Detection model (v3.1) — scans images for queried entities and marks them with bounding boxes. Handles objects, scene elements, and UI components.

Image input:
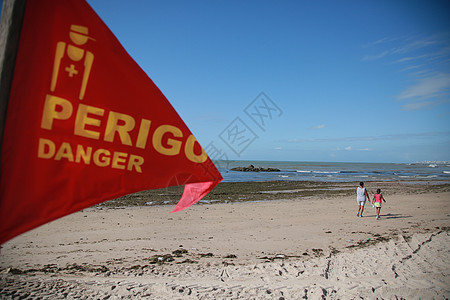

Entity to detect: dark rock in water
[230,165,280,172]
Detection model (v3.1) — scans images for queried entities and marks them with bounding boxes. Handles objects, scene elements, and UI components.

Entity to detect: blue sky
[88,1,447,162]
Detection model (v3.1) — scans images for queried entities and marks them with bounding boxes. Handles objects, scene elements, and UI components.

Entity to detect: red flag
[0,0,222,245]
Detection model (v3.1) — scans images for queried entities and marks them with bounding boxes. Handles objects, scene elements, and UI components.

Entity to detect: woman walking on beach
[356,182,369,217]
[372,188,386,220]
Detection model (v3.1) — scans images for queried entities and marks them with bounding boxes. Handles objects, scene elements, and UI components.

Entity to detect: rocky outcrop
[230,165,280,172]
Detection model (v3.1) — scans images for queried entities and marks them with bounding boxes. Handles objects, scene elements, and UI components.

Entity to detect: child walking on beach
[356,182,370,217]
[372,189,386,220]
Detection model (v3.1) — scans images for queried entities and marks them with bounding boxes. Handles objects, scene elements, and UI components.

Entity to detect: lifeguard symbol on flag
[0,0,222,245]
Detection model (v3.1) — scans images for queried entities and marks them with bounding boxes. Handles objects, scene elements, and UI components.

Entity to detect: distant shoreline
[102,180,450,208]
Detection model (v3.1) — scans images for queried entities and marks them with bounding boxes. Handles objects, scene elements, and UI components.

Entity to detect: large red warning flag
[0,0,222,245]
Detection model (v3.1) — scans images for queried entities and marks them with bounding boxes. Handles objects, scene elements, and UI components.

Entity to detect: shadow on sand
[360,213,412,219]
[383,213,412,219]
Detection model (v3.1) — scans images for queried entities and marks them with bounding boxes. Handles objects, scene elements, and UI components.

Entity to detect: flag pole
[0,0,27,165]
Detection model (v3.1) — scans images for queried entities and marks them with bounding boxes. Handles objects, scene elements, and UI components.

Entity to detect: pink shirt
[374,194,382,203]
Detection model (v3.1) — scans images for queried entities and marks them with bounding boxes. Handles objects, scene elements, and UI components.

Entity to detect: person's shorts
[357,200,366,206]
[374,202,382,208]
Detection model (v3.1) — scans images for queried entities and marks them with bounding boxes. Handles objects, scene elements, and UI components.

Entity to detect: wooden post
[0,0,27,161]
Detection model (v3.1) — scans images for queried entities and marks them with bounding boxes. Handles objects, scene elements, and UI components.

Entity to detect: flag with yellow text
[0,0,222,245]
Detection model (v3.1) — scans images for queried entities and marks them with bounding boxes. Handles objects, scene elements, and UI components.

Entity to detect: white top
[357,187,366,202]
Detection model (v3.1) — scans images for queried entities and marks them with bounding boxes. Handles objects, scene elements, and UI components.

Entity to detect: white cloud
[362,51,389,61]
[364,34,450,110]
[393,54,430,64]
[400,64,425,72]
[335,146,370,151]
[311,124,326,130]
[287,131,450,143]
[398,72,450,100]
[372,37,397,45]
[401,101,437,111]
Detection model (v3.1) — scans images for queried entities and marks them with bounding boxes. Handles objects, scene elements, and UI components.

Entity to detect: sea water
[214,160,450,183]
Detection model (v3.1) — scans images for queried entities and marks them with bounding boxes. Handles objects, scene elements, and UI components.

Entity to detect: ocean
[214,160,450,183]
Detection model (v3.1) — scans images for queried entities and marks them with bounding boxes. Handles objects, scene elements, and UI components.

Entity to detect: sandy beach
[1,181,449,299]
